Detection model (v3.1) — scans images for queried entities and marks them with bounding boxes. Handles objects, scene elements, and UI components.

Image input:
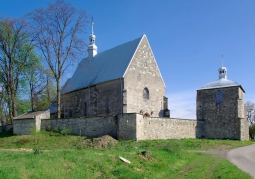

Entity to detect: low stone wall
[117,114,202,141]
[118,114,137,140]
[41,116,118,138]
[13,119,34,135]
[11,113,208,141]
[140,117,202,140]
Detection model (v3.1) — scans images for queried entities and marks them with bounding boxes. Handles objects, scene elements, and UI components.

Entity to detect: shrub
[249,124,255,139]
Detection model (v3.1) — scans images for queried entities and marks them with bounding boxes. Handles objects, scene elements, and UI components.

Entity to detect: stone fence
[13,113,203,141]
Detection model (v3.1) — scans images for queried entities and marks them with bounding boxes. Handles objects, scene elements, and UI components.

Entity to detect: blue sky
[1,0,255,119]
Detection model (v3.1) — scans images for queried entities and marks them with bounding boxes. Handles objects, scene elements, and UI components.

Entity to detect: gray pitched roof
[14,110,49,120]
[62,36,143,94]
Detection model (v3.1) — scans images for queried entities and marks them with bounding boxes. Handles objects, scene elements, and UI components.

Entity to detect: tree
[25,56,48,111]
[245,101,255,125]
[0,84,9,124]
[0,17,35,121]
[29,0,88,118]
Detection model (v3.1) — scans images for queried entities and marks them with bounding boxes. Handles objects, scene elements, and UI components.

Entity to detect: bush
[249,124,255,139]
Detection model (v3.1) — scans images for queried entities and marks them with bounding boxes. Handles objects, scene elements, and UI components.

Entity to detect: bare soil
[80,135,119,149]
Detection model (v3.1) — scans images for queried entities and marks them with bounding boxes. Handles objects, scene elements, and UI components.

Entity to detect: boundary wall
[13,113,203,140]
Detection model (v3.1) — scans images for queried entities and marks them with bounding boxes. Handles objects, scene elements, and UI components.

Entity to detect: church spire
[218,56,227,79]
[88,17,97,58]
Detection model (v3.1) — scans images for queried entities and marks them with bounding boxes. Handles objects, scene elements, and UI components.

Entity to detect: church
[50,22,170,118]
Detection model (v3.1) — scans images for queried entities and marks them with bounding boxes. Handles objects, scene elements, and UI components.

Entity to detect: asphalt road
[227,143,255,178]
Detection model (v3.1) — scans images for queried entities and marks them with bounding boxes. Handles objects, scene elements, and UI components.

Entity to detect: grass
[0,130,253,179]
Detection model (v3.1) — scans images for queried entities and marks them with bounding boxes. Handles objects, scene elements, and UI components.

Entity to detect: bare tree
[0,17,34,121]
[245,101,255,125]
[29,0,88,118]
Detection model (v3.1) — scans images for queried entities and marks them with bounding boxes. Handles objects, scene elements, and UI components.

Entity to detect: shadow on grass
[0,129,15,138]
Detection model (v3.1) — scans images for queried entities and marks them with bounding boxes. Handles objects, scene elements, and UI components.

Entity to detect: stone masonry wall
[124,36,166,117]
[137,116,203,140]
[35,110,50,132]
[197,86,248,140]
[118,113,137,140]
[239,88,249,140]
[117,114,203,141]
[41,116,118,138]
[61,79,121,118]
[13,119,35,135]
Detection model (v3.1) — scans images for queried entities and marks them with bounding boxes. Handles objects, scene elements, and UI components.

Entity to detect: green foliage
[16,98,31,115]
[249,124,255,139]
[59,127,71,136]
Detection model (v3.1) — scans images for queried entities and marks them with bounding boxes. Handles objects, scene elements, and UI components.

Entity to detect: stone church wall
[123,36,166,117]
[196,86,248,140]
[61,79,122,118]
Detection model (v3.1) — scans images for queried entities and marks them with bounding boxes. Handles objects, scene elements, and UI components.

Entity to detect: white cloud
[167,89,196,119]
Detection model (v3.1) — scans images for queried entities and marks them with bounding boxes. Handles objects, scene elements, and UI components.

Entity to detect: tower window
[216,90,223,104]
[143,88,149,99]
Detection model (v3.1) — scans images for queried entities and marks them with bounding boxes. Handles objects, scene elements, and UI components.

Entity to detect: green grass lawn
[0,130,253,179]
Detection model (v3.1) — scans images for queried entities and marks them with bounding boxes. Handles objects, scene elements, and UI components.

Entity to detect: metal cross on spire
[91,16,94,34]
[221,55,224,67]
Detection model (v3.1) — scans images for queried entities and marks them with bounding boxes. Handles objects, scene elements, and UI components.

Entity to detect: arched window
[143,88,149,99]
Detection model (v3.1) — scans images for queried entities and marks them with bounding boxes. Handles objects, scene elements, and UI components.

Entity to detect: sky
[1,0,255,119]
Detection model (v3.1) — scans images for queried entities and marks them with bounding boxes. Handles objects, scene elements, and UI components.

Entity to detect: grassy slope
[0,131,253,179]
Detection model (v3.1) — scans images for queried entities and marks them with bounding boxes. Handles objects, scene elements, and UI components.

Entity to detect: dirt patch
[79,135,118,149]
[0,148,33,152]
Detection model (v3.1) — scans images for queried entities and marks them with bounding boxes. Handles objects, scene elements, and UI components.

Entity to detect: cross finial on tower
[91,16,94,34]
[88,16,97,58]
[221,55,224,67]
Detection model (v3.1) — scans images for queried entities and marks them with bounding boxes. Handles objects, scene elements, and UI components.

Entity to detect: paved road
[227,143,255,178]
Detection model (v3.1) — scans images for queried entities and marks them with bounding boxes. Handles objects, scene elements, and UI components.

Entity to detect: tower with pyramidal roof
[196,63,249,140]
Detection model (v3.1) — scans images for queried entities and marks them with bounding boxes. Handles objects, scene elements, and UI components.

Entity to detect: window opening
[143,88,149,99]
[216,90,223,104]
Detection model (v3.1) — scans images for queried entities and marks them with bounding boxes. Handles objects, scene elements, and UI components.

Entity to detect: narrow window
[216,90,223,104]
[143,88,149,99]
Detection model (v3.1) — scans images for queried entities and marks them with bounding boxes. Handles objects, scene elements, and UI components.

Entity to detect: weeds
[33,147,43,155]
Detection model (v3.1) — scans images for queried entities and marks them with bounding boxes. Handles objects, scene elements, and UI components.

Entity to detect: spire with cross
[88,16,97,58]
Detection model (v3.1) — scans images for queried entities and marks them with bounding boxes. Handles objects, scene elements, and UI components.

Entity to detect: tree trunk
[57,77,61,118]
[11,88,17,119]
[6,90,12,123]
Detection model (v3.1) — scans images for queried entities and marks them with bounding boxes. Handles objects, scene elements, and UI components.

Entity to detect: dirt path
[227,144,255,178]
[195,144,255,178]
